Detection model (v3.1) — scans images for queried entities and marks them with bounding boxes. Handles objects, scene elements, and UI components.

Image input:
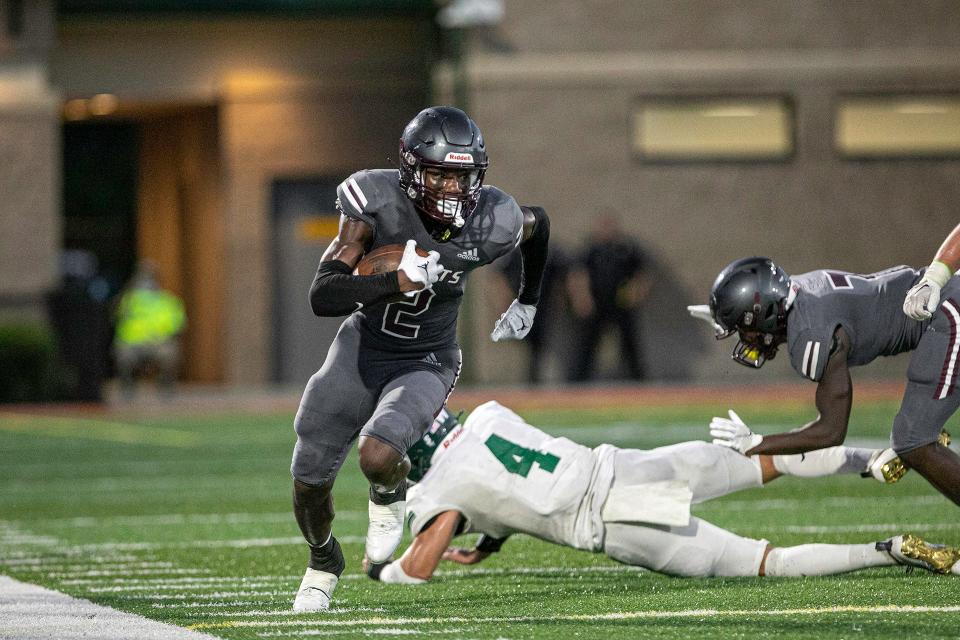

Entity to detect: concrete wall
[50,15,434,384]
[450,1,960,384]
[493,0,960,52]
[0,0,59,325]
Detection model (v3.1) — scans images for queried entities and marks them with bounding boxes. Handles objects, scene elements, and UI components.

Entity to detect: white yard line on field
[753,522,960,534]
[62,535,365,552]
[0,575,221,640]
[698,494,948,511]
[27,511,364,528]
[56,565,646,591]
[125,591,293,600]
[258,630,444,637]
[48,566,203,579]
[188,604,960,632]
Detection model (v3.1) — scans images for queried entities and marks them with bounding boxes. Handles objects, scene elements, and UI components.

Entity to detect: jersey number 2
[381,289,436,339]
[485,434,560,477]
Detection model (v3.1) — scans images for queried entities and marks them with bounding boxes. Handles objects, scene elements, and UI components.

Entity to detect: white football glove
[903,261,952,321]
[687,304,725,336]
[398,239,443,298]
[491,299,537,342]
[709,409,763,455]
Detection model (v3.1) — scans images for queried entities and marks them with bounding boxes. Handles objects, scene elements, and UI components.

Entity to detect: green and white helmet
[407,407,462,482]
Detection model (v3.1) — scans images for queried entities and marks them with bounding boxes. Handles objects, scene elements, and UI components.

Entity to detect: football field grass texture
[2,396,959,639]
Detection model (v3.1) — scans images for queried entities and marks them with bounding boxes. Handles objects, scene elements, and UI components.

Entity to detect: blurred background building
[1,0,959,398]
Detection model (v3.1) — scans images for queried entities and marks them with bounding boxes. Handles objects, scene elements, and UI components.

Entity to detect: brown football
[353,243,428,276]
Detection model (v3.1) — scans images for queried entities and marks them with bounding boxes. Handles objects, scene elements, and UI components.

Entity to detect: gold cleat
[865,430,951,484]
[866,448,907,484]
[881,533,960,574]
[939,429,952,447]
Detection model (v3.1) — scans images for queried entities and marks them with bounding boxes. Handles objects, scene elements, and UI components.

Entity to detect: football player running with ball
[291,106,550,612]
[689,255,960,506]
[364,402,960,584]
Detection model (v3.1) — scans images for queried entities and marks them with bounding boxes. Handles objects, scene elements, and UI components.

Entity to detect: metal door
[271,178,345,384]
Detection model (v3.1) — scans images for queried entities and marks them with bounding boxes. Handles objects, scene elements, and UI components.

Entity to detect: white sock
[772,446,875,477]
[380,561,426,584]
[764,543,896,577]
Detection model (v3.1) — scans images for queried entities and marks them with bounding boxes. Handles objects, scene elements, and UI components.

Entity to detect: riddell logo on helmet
[444,152,474,163]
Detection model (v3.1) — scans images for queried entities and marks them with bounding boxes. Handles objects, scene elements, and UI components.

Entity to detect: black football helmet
[709,257,792,368]
[407,406,462,483]
[399,106,489,230]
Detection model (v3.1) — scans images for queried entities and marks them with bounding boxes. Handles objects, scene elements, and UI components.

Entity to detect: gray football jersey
[336,169,524,353]
[787,266,925,381]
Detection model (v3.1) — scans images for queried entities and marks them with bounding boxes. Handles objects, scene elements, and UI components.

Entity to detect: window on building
[836,95,960,158]
[633,97,793,161]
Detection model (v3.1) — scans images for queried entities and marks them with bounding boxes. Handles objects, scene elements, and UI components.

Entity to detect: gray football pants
[602,442,769,577]
[893,278,960,453]
[291,319,460,486]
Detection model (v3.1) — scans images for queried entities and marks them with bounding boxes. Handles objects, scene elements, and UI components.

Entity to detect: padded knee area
[291,405,358,486]
[604,517,765,577]
[361,370,447,453]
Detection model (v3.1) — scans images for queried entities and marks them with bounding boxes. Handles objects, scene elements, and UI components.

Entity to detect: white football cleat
[292,567,338,613]
[879,534,960,574]
[865,448,907,484]
[366,499,406,563]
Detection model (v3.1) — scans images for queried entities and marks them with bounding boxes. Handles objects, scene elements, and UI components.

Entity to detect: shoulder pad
[336,170,395,228]
[479,187,524,259]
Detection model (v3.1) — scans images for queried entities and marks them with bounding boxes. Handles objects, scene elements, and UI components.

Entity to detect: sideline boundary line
[188,604,960,630]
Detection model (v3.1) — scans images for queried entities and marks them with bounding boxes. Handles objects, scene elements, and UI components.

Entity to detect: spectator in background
[566,211,651,382]
[491,243,571,385]
[47,249,113,402]
[113,261,186,398]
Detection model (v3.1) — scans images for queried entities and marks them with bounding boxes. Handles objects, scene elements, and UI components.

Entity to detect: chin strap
[783,281,800,312]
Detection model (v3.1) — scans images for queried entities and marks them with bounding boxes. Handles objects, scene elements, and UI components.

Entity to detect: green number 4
[485,434,560,477]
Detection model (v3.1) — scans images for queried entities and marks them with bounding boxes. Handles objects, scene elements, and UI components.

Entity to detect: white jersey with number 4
[406,401,616,551]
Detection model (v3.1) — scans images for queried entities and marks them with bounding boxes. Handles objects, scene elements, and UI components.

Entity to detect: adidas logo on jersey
[457,247,480,262]
[421,352,442,368]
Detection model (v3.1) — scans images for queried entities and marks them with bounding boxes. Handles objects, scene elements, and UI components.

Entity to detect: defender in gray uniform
[691,257,960,508]
[290,106,551,612]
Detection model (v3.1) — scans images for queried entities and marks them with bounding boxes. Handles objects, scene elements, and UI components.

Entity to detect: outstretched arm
[932,223,960,273]
[309,216,425,316]
[366,510,464,584]
[745,327,853,455]
[904,222,960,320]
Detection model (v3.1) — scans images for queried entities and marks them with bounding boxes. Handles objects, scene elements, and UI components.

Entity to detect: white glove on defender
[709,410,763,455]
[398,239,443,298]
[491,299,537,342]
[687,304,725,336]
[903,261,952,321]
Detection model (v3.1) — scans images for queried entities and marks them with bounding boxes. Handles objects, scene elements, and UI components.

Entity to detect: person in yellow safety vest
[113,262,186,399]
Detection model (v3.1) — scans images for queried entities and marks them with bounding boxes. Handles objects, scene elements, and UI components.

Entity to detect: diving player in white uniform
[364,401,960,584]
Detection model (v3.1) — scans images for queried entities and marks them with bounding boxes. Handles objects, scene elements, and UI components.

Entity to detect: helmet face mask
[407,407,462,483]
[399,106,489,229]
[731,329,780,368]
[709,257,792,369]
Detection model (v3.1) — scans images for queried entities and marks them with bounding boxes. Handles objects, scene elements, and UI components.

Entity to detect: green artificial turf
[1,399,958,639]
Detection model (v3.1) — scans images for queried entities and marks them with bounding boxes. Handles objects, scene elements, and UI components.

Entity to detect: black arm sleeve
[518,206,550,306]
[475,534,509,553]
[309,260,401,317]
